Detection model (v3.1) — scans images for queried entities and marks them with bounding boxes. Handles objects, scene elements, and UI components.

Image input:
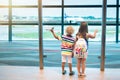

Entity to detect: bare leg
[68,63,72,72]
[62,62,65,72]
[81,58,86,74]
[77,58,82,75]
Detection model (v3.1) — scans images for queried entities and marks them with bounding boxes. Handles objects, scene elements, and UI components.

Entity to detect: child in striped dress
[50,26,75,76]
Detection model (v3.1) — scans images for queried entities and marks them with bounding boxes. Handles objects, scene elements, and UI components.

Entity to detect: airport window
[0,0,8,5]
[12,0,37,5]
[64,8,102,24]
[107,0,116,5]
[106,26,116,41]
[64,0,102,5]
[43,8,61,24]
[42,0,61,5]
[12,8,38,22]
[0,25,8,40]
[119,8,120,25]
[12,25,38,40]
[43,25,61,40]
[107,8,116,24]
[0,8,8,21]
[0,0,120,68]
[119,26,120,41]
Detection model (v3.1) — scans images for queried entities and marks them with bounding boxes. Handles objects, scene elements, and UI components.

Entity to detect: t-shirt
[58,35,75,56]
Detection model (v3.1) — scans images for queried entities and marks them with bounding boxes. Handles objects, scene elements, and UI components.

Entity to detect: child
[50,26,75,76]
[74,22,98,77]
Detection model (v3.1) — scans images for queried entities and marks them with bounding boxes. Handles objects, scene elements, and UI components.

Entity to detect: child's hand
[50,27,54,32]
[95,29,98,33]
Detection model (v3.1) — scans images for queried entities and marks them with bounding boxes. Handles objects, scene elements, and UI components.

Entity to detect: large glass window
[0,8,8,22]
[43,25,61,40]
[12,25,38,40]
[43,8,61,24]
[12,0,37,5]
[107,0,116,5]
[107,8,116,24]
[0,0,8,5]
[0,25,8,40]
[64,0,102,5]
[119,8,120,24]
[118,26,120,41]
[106,26,116,41]
[64,8,102,24]
[12,8,38,22]
[43,0,61,5]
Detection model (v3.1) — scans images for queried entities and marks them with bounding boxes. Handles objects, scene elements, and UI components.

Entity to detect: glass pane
[43,25,61,40]
[12,8,38,22]
[106,26,116,41]
[119,8,120,25]
[0,25,8,40]
[0,0,8,5]
[0,8,8,22]
[43,25,61,67]
[64,0,102,5]
[64,8,102,24]
[43,0,61,5]
[107,0,116,5]
[12,25,38,40]
[43,8,61,24]
[119,26,120,41]
[106,38,120,68]
[12,0,37,5]
[107,8,116,24]
[88,26,101,41]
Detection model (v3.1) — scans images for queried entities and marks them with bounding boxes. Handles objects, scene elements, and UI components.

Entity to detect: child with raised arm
[50,26,75,76]
[74,22,98,77]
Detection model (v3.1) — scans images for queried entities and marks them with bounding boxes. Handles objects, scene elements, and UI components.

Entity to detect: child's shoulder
[62,35,75,40]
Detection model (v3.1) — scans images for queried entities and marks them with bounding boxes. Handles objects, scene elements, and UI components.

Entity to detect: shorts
[62,55,72,63]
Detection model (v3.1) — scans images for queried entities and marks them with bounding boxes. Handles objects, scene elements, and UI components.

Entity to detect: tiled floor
[0,66,120,80]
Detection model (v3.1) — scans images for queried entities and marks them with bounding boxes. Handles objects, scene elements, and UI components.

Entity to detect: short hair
[66,26,74,35]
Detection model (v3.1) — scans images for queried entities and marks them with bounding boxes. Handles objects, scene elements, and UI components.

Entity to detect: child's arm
[50,27,59,40]
[87,29,98,39]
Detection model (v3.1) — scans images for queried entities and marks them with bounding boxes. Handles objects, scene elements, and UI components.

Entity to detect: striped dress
[59,35,75,56]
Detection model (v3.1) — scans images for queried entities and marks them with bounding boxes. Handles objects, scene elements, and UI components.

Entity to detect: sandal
[81,73,86,77]
[62,70,66,75]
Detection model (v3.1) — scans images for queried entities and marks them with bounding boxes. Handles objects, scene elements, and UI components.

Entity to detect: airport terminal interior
[0,0,120,80]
